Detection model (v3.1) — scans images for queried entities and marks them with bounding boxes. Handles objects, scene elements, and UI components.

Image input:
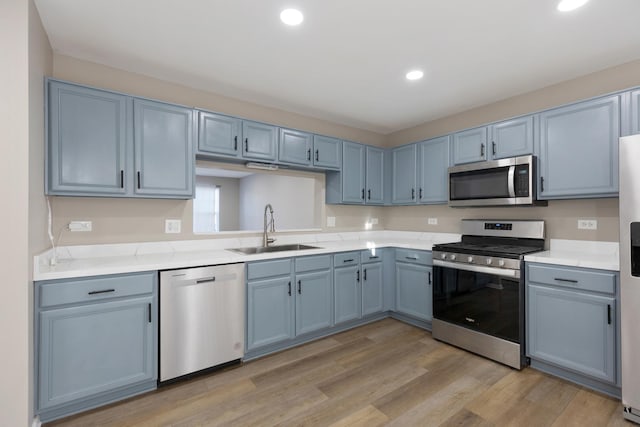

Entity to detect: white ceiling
[34,0,640,134]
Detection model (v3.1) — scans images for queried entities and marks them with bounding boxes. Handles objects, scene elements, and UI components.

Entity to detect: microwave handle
[508,166,516,198]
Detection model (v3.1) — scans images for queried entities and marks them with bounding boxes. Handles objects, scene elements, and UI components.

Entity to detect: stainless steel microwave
[448,155,546,207]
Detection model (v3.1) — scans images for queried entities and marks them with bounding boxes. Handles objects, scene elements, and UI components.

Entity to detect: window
[193,176,220,233]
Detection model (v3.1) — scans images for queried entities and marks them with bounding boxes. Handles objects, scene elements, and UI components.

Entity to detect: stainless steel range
[432,219,545,369]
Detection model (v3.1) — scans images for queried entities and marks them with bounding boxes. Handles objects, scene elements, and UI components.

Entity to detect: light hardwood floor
[47,318,634,427]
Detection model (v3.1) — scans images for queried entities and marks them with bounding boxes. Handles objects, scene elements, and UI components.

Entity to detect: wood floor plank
[465,368,544,423]
[44,319,628,427]
[552,389,620,427]
[385,376,488,427]
[328,404,389,427]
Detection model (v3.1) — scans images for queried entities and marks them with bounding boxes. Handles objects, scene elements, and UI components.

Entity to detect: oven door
[432,260,523,344]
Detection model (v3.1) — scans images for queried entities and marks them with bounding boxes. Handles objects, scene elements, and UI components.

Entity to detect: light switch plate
[428,217,438,225]
[165,219,182,233]
[68,221,92,232]
[326,216,336,227]
[577,219,598,230]
[370,218,378,225]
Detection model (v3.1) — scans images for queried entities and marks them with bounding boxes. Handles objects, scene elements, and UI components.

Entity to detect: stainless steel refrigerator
[620,134,640,423]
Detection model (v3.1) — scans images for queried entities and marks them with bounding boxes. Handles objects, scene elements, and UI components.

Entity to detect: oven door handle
[507,165,516,198]
[433,259,520,279]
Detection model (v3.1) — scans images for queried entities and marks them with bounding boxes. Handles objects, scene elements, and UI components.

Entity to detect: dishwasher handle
[196,277,216,284]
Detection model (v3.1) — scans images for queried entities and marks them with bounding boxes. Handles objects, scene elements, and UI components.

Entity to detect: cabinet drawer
[527,264,616,294]
[247,259,291,280]
[295,255,331,273]
[361,249,383,264]
[334,251,360,267]
[39,272,155,308]
[395,248,432,266]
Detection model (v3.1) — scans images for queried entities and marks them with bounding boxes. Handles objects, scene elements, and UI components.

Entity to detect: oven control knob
[441,253,447,260]
[486,258,492,265]
[498,259,505,267]
[467,256,474,263]
[449,254,456,261]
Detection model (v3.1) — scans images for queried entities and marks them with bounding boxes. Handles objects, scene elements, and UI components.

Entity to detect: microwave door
[449,166,512,204]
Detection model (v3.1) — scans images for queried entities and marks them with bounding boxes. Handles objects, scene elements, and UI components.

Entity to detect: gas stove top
[432,220,545,271]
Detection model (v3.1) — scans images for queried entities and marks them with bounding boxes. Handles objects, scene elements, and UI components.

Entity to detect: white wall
[239,174,318,231]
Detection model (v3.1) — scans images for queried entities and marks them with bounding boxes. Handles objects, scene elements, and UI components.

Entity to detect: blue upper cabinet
[47,80,128,196]
[133,99,194,198]
[538,95,620,199]
[366,146,385,204]
[341,142,366,203]
[417,136,450,204]
[197,111,241,157]
[313,135,341,169]
[278,128,313,166]
[392,144,417,204]
[489,116,534,160]
[452,126,488,165]
[242,120,278,161]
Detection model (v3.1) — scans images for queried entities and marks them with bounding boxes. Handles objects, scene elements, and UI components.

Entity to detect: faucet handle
[267,237,276,245]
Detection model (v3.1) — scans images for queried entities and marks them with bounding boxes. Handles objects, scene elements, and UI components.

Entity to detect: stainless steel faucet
[263,204,276,247]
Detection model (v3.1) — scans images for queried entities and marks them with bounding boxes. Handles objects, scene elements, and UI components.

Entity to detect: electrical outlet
[165,219,182,233]
[370,218,378,225]
[326,216,336,227]
[68,221,92,232]
[577,219,598,230]
[427,217,438,225]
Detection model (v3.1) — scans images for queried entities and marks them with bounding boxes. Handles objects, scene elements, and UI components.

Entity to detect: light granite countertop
[524,239,619,271]
[34,231,460,281]
[35,232,620,282]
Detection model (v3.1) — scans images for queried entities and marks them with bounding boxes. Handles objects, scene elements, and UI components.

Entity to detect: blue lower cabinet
[362,261,383,316]
[334,265,361,324]
[527,283,616,384]
[36,272,157,422]
[246,276,295,351]
[295,270,332,335]
[395,262,432,321]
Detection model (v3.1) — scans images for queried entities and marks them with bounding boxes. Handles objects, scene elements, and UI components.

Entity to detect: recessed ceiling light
[557,0,589,12]
[406,70,424,81]
[280,9,304,26]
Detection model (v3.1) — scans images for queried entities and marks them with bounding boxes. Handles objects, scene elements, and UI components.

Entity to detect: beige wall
[1,0,51,425]
[385,198,619,246]
[387,59,640,146]
[46,56,638,247]
[53,54,386,147]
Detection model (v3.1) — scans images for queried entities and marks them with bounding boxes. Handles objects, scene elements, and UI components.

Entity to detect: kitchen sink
[228,244,319,255]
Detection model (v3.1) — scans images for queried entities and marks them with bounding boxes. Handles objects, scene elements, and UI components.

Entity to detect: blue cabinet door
[242,120,278,161]
[38,297,154,410]
[527,284,616,383]
[392,144,417,204]
[538,95,619,199]
[341,142,366,203]
[47,81,128,196]
[295,270,332,335]
[452,126,488,165]
[334,265,361,324]
[279,128,312,166]
[362,262,383,316]
[489,116,534,159]
[395,263,431,321]
[246,276,294,351]
[366,146,385,204]
[631,90,640,135]
[133,99,194,198]
[417,136,450,204]
[313,135,341,169]
[197,111,241,157]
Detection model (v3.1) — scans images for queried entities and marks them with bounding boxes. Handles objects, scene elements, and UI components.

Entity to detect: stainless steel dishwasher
[159,263,245,382]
